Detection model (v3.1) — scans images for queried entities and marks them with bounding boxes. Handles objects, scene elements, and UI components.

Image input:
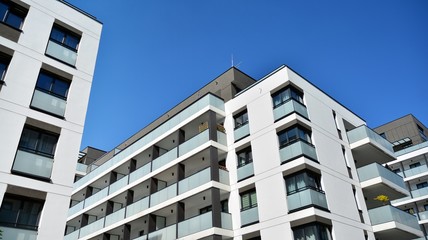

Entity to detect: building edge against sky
[65,65,423,240]
[0,0,102,239]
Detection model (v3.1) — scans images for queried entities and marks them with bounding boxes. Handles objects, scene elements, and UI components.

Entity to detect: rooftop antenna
[231,54,242,68]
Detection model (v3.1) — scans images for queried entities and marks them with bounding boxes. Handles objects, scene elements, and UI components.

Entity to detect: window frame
[49,24,81,52]
[234,109,249,129]
[17,125,59,158]
[0,52,10,84]
[240,189,257,211]
[292,222,332,240]
[409,162,421,169]
[35,70,71,100]
[272,85,304,109]
[278,125,313,148]
[0,193,44,230]
[236,146,253,168]
[285,170,323,195]
[0,0,27,30]
[416,182,428,190]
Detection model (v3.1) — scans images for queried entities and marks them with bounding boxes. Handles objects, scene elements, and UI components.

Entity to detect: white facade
[64,66,423,240]
[0,0,102,239]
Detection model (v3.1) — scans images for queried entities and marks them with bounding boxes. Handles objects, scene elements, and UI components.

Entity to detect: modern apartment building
[374,115,428,240]
[64,65,422,240]
[0,0,102,239]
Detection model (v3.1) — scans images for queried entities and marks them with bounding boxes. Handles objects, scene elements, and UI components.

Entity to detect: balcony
[279,140,318,163]
[104,208,125,227]
[177,211,232,238]
[129,163,151,183]
[126,197,149,218]
[357,163,408,208]
[241,206,259,226]
[45,40,77,66]
[234,123,250,141]
[30,89,66,117]
[346,125,395,167]
[152,147,178,171]
[403,164,428,179]
[0,227,37,240]
[273,99,309,121]
[178,168,210,194]
[368,205,423,239]
[147,224,176,240]
[149,183,177,207]
[237,162,254,182]
[12,149,53,180]
[79,217,104,238]
[287,188,328,212]
[418,210,428,223]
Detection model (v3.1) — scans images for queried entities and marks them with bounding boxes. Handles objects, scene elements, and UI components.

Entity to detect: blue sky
[67,0,428,152]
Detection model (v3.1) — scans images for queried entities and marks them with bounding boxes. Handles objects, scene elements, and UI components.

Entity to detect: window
[0,0,27,29]
[0,194,44,230]
[392,168,401,174]
[418,124,428,141]
[409,162,421,169]
[0,53,10,83]
[199,200,228,214]
[424,204,428,211]
[416,182,428,189]
[18,126,58,158]
[234,110,248,129]
[285,171,323,195]
[293,223,332,240]
[50,25,80,51]
[278,125,312,148]
[35,71,70,99]
[272,86,304,108]
[237,146,252,168]
[240,189,257,211]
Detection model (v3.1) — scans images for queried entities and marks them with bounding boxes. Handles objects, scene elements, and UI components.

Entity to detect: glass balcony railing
[237,162,254,181]
[104,208,125,227]
[234,123,250,141]
[45,40,77,66]
[217,130,227,146]
[404,164,428,178]
[418,210,428,221]
[1,227,38,240]
[368,205,420,230]
[219,168,230,185]
[279,140,317,163]
[84,187,109,208]
[126,197,149,218]
[109,176,129,194]
[357,163,406,189]
[221,212,233,230]
[79,217,104,237]
[178,211,212,237]
[12,149,53,179]
[64,229,79,240]
[76,163,88,172]
[129,163,151,183]
[178,168,210,195]
[68,200,84,216]
[74,94,224,190]
[273,99,309,121]
[241,206,259,226]
[346,125,394,153]
[147,224,176,240]
[152,147,178,171]
[30,89,66,117]
[411,187,428,199]
[150,183,177,207]
[287,188,328,212]
[179,130,209,157]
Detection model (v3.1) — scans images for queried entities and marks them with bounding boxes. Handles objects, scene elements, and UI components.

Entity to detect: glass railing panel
[217,130,227,146]
[152,147,178,171]
[129,163,151,183]
[404,165,428,178]
[221,212,233,230]
[396,141,428,157]
[74,94,224,190]
[234,124,249,141]
[1,227,38,240]
[241,206,259,226]
[148,224,176,240]
[357,163,406,189]
[45,40,77,66]
[105,208,126,227]
[109,176,129,194]
[85,187,109,207]
[30,89,66,117]
[68,200,84,216]
[418,210,428,221]
[132,235,148,240]
[64,229,79,240]
[178,168,210,195]
[346,125,394,152]
[391,196,412,205]
[179,130,210,157]
[13,150,53,179]
[368,205,420,230]
[178,211,212,238]
[273,99,308,121]
[279,141,317,163]
[237,162,254,181]
[287,188,328,212]
[219,168,230,185]
[412,187,428,198]
[126,197,149,218]
[150,183,177,207]
[79,217,104,237]
[76,163,88,172]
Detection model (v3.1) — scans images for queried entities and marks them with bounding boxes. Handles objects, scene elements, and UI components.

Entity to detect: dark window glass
[234,110,248,129]
[237,147,252,167]
[0,194,44,230]
[272,86,304,108]
[240,189,257,210]
[409,162,421,169]
[50,25,80,51]
[278,126,312,148]
[285,171,322,195]
[0,1,26,29]
[35,71,70,99]
[416,182,428,189]
[0,61,7,81]
[293,223,332,240]
[18,127,58,157]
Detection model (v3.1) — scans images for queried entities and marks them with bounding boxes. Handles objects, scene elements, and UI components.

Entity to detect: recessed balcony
[177,211,232,238]
[346,125,395,167]
[12,149,53,180]
[273,99,309,121]
[241,206,259,227]
[234,123,250,141]
[45,40,77,66]
[368,205,423,240]
[279,140,318,163]
[287,187,328,212]
[30,89,66,117]
[403,164,428,179]
[147,224,176,240]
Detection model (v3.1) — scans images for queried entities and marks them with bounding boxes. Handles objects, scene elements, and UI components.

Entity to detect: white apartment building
[0,0,102,239]
[64,66,423,240]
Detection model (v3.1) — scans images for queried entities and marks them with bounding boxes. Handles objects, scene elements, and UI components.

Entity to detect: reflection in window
[272,86,304,108]
[293,223,332,240]
[18,126,58,158]
[35,71,70,99]
[237,146,252,168]
[278,126,312,148]
[0,0,27,29]
[50,25,80,51]
[234,110,248,129]
[0,194,44,230]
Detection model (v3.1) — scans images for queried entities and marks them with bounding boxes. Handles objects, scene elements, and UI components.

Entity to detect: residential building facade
[64,66,421,240]
[0,0,102,239]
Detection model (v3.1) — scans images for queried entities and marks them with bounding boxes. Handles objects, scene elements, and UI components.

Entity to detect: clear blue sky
[67,0,428,152]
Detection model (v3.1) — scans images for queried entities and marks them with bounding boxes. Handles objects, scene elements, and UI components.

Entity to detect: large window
[278,126,312,148]
[0,53,10,83]
[0,194,44,230]
[285,171,322,195]
[35,71,70,99]
[18,126,58,158]
[293,223,332,240]
[237,146,252,168]
[272,86,304,108]
[240,189,257,211]
[0,0,27,29]
[234,110,248,129]
[50,25,80,51]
